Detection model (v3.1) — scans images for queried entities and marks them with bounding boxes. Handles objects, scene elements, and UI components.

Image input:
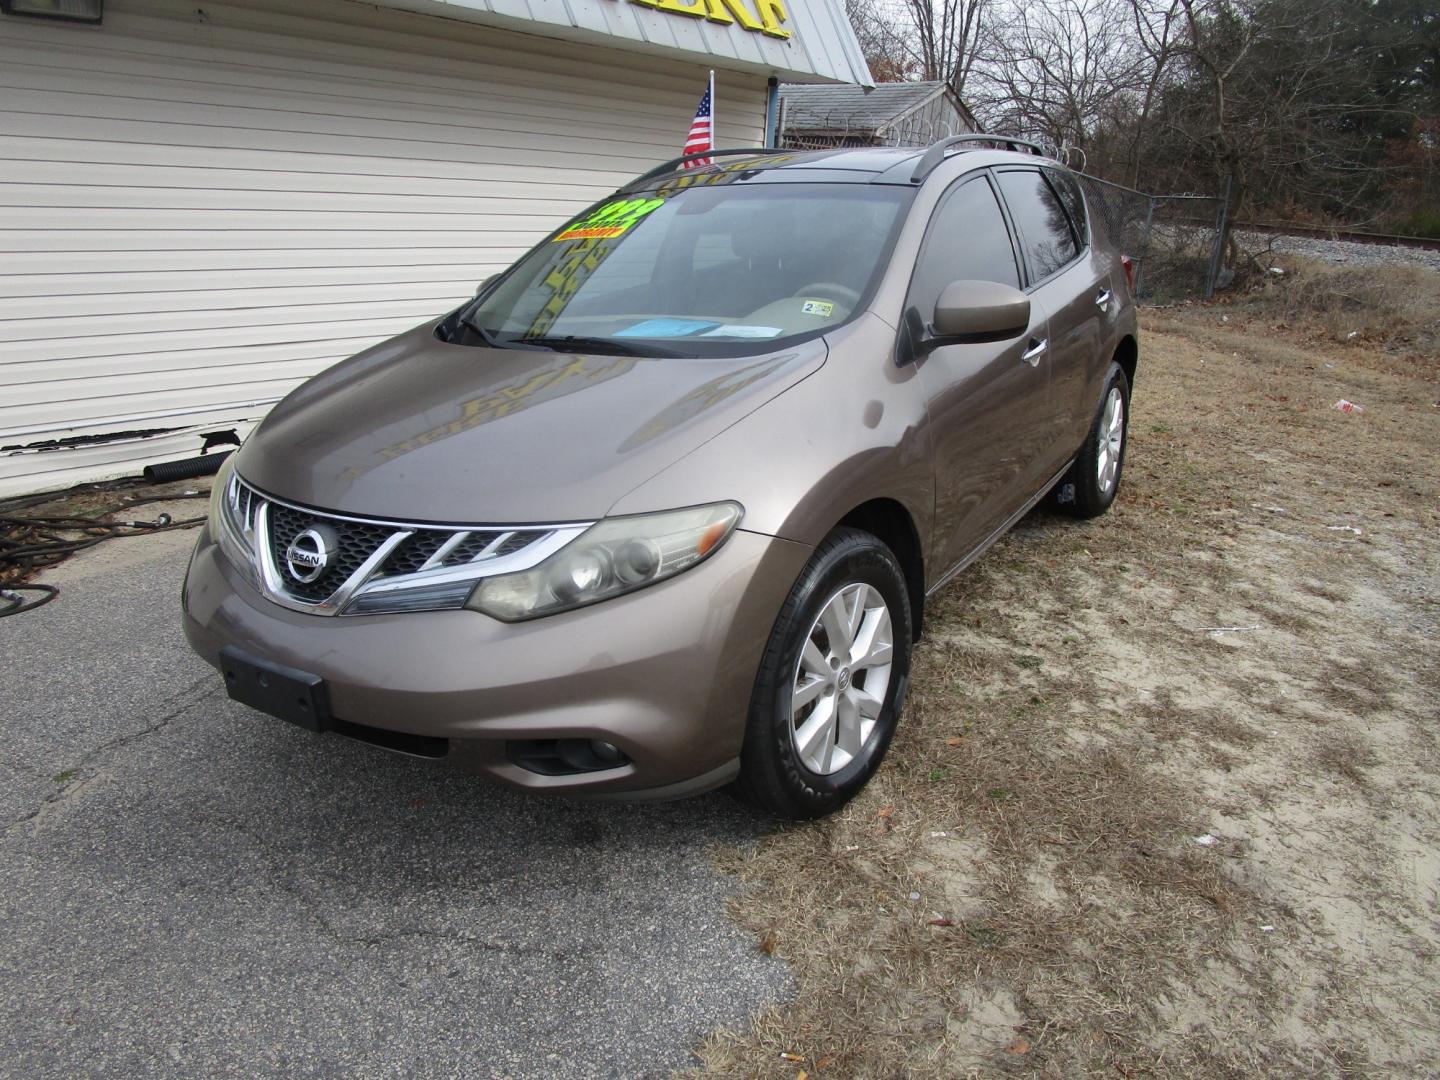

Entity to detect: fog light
[507,738,630,775]
[588,740,625,765]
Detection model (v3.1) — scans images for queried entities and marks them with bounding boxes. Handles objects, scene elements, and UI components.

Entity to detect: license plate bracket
[220,645,331,733]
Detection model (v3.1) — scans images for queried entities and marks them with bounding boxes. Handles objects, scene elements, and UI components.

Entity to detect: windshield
[450,182,912,357]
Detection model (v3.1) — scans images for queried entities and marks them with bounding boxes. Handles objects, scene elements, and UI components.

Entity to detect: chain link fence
[1075,175,1226,302]
[774,117,1227,302]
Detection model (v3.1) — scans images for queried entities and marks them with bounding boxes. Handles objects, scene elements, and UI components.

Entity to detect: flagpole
[709,69,716,150]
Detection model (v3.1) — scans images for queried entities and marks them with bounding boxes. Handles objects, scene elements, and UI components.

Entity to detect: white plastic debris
[1260,924,1276,932]
[1333,399,1365,414]
[1346,330,1360,340]
[1193,834,1219,847]
[1267,267,1285,276]
[1326,525,1362,535]
[908,891,922,902]
[929,831,948,838]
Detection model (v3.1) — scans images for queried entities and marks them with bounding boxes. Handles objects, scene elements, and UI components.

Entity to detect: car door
[909,173,1052,580]
[994,167,1105,475]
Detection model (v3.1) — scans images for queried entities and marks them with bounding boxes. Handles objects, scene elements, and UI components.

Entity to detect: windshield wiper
[456,315,548,351]
[518,335,676,358]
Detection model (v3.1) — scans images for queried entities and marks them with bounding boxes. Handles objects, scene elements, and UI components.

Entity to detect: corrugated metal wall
[0,0,767,497]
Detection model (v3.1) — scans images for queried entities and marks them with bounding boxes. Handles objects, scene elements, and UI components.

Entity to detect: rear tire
[1059,361,1130,519]
[734,528,912,820]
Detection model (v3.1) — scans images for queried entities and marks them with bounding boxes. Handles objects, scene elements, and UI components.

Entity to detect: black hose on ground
[1,492,209,618]
[142,450,232,483]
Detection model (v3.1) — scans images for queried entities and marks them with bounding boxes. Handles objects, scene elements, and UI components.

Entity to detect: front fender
[607,314,935,560]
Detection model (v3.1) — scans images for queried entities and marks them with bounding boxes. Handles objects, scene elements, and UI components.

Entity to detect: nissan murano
[182,138,1139,819]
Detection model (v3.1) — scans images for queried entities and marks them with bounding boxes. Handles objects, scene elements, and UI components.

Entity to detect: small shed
[777,81,977,149]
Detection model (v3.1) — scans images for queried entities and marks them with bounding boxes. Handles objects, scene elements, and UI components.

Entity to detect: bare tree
[845,0,918,83]
[1124,0,1183,185]
[973,0,1149,161]
[900,0,992,100]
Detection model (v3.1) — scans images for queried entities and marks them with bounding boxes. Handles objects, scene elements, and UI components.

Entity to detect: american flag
[681,73,715,168]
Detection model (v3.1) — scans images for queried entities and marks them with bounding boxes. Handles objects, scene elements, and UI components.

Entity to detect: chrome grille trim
[223,475,593,617]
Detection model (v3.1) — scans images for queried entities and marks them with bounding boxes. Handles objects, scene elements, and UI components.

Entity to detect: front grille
[267,503,394,603]
[381,532,450,578]
[229,476,579,616]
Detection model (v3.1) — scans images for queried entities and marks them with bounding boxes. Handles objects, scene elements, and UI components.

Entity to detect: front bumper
[181,525,809,798]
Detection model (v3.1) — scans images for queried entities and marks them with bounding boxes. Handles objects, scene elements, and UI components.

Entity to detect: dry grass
[1228,252,1440,357]
[690,277,1440,1078]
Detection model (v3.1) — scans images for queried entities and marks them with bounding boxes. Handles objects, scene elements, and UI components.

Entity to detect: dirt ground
[692,302,1440,1077]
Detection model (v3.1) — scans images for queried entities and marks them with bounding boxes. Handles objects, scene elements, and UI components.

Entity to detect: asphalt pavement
[0,526,788,1078]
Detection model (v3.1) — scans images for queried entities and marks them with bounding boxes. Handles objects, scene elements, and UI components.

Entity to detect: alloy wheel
[1096,386,1125,493]
[788,583,894,775]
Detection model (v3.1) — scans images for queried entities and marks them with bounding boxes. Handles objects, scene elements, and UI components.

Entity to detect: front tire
[735,528,912,820]
[1060,361,1130,519]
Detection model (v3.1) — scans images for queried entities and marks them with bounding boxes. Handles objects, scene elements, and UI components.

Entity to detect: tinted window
[461,183,912,357]
[1044,167,1088,248]
[908,177,1020,319]
[997,169,1080,282]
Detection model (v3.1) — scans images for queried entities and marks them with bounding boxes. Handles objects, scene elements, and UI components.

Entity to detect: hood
[236,322,826,523]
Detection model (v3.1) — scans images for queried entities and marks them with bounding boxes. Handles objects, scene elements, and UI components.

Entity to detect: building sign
[629,0,791,39]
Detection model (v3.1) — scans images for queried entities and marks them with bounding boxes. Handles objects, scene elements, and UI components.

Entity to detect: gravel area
[1235,230,1440,273]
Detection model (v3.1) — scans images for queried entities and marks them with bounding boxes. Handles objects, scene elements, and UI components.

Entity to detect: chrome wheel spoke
[800,638,829,678]
[792,675,826,713]
[850,685,883,720]
[794,696,837,766]
[850,606,893,670]
[819,590,853,656]
[836,692,863,757]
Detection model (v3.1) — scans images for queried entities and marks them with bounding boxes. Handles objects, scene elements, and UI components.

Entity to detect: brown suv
[182,138,1138,819]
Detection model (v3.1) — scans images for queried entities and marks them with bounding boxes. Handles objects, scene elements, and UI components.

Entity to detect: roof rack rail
[624,148,776,189]
[910,134,1048,184]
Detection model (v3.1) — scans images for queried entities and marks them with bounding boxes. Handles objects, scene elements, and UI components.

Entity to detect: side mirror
[932,280,1030,340]
[475,273,499,295]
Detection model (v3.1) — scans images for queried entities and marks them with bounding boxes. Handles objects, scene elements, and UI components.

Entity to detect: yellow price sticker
[554,197,665,242]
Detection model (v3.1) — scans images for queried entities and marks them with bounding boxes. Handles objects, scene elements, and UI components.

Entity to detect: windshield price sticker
[801,299,834,317]
[554,198,665,242]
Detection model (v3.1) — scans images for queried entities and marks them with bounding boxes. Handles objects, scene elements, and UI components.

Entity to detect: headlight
[206,453,235,537]
[466,502,742,622]
[208,455,261,588]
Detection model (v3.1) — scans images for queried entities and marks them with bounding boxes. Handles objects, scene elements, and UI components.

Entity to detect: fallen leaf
[945,737,962,747]
[928,917,955,927]
[877,806,895,819]
[758,931,778,955]
[1005,1037,1030,1055]
[797,1072,808,1080]
[779,1052,804,1062]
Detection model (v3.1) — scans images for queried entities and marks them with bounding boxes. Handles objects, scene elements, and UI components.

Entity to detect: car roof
[620,139,1062,194]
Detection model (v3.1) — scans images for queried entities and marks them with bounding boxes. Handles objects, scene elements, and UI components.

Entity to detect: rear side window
[996,169,1080,282]
[908,176,1021,319]
[1044,167,1089,248]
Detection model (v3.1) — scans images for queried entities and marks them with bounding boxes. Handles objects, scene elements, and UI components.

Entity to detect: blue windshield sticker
[614,318,722,338]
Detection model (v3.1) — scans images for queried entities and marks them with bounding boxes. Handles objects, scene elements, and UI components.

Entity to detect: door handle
[1020,338,1048,366]
[1095,288,1112,310]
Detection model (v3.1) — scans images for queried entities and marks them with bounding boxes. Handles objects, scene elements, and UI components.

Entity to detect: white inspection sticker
[700,325,785,339]
[800,299,835,317]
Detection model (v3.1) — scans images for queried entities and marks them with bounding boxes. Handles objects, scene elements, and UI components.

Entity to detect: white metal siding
[0,0,768,496]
